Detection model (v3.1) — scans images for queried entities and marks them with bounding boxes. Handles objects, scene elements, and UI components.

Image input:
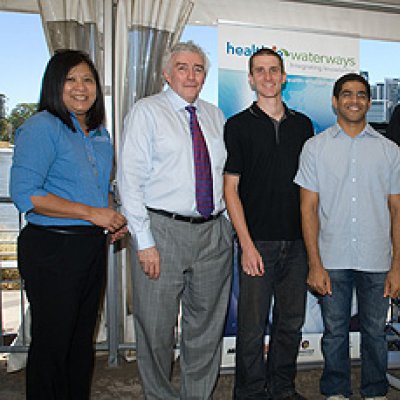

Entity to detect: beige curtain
[114,0,194,151]
[37,0,103,81]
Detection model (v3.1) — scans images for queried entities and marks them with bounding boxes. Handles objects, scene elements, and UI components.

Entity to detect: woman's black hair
[38,49,105,131]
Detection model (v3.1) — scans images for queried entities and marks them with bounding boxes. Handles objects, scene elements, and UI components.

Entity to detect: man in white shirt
[295,73,400,400]
[118,41,233,400]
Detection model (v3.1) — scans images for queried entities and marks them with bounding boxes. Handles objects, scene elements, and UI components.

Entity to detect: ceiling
[285,0,400,13]
[1,0,400,41]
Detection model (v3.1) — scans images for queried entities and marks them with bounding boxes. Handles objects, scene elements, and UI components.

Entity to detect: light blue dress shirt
[294,123,400,272]
[118,87,227,250]
[10,111,112,226]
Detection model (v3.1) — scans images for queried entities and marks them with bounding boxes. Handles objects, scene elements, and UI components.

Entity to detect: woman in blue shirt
[10,49,127,400]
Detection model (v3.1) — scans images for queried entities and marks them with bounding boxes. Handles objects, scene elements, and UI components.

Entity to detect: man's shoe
[326,396,350,400]
[281,393,307,400]
[363,397,387,400]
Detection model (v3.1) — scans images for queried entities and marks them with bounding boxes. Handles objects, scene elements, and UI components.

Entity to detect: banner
[218,23,359,134]
[219,22,360,367]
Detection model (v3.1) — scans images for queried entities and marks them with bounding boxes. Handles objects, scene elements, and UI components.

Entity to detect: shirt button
[352,218,356,222]
[352,178,356,183]
[352,238,357,242]
[352,197,356,202]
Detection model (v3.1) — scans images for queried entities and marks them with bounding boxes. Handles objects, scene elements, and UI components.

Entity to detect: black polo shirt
[224,102,314,241]
[386,104,400,146]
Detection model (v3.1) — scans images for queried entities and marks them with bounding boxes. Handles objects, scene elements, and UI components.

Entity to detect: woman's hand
[88,207,127,233]
[110,225,129,243]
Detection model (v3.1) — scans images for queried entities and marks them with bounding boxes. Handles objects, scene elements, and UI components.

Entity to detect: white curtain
[114,0,194,151]
[37,0,104,80]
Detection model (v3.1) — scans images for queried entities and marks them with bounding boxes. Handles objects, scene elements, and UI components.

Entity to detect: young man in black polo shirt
[224,48,314,400]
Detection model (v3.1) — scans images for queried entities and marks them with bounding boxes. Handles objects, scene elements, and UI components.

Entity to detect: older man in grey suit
[118,41,233,399]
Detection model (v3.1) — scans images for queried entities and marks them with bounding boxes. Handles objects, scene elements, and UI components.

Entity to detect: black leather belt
[28,223,105,236]
[147,207,223,224]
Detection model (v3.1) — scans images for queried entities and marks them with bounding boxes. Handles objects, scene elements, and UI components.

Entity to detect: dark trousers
[234,240,308,400]
[17,224,107,400]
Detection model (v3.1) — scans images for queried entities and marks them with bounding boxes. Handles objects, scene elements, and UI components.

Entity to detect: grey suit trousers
[132,211,233,400]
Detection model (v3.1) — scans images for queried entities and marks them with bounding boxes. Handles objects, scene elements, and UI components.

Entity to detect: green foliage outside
[0,101,37,144]
[0,118,10,142]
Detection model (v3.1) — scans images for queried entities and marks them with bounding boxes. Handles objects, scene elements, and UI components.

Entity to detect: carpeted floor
[1,354,400,399]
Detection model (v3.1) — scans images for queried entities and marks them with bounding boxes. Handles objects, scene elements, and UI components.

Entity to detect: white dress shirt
[118,87,227,250]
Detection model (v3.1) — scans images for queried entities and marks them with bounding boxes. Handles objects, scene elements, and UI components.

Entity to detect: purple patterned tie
[185,105,214,218]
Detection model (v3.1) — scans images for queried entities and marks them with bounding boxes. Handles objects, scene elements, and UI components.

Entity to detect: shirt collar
[330,122,380,139]
[249,101,293,120]
[70,112,85,136]
[165,86,200,113]
[70,112,102,138]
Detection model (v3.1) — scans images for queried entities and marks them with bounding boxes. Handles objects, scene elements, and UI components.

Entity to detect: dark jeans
[234,240,308,400]
[320,269,389,398]
[18,224,107,400]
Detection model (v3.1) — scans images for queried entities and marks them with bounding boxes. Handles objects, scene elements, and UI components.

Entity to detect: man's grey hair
[162,41,210,75]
